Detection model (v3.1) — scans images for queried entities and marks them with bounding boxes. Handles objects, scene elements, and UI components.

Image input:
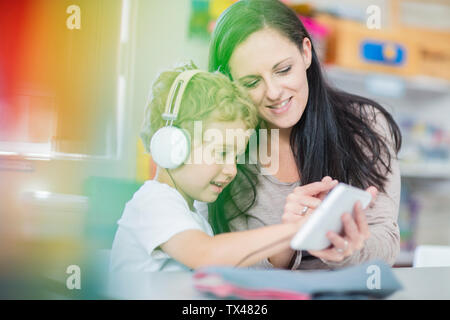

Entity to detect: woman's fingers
[354,202,371,240]
[307,197,372,263]
[282,203,304,223]
[308,232,348,262]
[286,193,321,208]
[283,197,317,223]
[310,232,353,262]
[327,231,352,257]
[319,177,338,200]
[282,207,312,224]
[294,179,338,197]
[285,177,338,213]
[283,177,339,225]
[365,186,378,208]
[342,212,361,245]
[340,204,368,251]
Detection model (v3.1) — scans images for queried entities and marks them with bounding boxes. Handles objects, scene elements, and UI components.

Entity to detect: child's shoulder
[129,180,187,209]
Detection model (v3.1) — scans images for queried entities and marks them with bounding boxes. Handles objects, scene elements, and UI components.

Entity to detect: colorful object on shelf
[315,1,450,81]
[399,185,420,252]
[136,139,156,182]
[399,116,450,164]
[189,0,238,39]
[189,1,317,41]
[361,41,406,66]
[299,15,329,38]
[189,0,211,39]
[209,0,235,20]
[365,73,405,98]
[298,15,330,62]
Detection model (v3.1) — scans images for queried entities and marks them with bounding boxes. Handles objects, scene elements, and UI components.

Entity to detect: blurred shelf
[325,66,450,100]
[395,249,415,267]
[400,161,450,178]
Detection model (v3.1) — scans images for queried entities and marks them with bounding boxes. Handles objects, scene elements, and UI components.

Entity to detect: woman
[205,0,402,270]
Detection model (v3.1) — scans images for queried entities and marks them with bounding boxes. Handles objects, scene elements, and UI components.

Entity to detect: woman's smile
[267,96,292,114]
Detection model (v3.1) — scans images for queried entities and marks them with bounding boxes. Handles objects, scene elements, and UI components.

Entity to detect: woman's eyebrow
[272,57,291,70]
[237,57,292,81]
[237,74,259,82]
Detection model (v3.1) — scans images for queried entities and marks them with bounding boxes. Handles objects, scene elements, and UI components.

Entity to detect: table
[389,266,450,299]
[105,266,450,300]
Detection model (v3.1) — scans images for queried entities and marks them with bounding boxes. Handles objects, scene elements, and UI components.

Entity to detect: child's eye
[215,150,239,164]
[215,151,227,161]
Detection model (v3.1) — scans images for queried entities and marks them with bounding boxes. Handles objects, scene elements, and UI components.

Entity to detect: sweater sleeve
[322,108,401,268]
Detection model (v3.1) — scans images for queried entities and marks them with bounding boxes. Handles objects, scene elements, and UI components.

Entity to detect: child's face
[171,119,250,204]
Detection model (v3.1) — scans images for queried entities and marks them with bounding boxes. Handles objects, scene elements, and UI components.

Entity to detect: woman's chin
[268,117,302,130]
[262,109,304,130]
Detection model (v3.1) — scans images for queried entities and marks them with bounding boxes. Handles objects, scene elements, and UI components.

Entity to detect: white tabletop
[389,266,450,300]
[104,266,450,300]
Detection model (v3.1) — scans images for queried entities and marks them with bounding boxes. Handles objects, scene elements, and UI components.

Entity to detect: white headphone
[150,70,203,169]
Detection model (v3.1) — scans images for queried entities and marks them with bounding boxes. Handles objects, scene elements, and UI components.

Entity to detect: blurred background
[0,0,449,298]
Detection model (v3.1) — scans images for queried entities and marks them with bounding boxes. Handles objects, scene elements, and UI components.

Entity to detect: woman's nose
[265,79,282,102]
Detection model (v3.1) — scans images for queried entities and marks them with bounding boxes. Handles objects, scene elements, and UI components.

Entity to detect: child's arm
[268,248,296,269]
[160,220,305,269]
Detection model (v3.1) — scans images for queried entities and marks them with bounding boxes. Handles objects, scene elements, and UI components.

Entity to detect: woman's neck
[263,123,300,183]
[265,121,292,141]
[263,123,294,159]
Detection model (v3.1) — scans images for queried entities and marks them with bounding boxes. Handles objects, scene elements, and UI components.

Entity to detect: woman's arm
[318,110,401,267]
[277,110,401,268]
[268,177,338,268]
[320,157,401,267]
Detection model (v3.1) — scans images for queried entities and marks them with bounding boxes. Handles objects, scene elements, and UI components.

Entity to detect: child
[109,63,311,272]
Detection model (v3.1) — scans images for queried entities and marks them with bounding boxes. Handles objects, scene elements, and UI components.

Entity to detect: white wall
[125,0,209,178]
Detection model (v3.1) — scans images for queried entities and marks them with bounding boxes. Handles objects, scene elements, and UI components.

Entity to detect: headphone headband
[163,69,203,123]
[150,69,203,169]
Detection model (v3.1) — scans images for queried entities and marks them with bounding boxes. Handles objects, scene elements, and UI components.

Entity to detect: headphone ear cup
[150,126,190,169]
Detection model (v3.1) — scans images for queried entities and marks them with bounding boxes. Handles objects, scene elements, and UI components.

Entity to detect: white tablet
[290,183,372,251]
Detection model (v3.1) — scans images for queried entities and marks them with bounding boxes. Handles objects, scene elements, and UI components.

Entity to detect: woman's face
[229,28,312,130]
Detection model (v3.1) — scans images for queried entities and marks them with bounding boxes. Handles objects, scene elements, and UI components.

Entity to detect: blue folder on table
[193,260,402,300]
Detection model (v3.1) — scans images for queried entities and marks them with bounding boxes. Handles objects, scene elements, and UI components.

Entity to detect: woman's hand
[282,176,338,223]
[269,177,337,268]
[308,186,378,262]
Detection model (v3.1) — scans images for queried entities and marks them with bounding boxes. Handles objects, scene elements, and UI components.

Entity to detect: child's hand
[282,176,338,224]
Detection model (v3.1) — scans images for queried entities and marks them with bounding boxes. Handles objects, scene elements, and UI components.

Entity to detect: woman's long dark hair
[208,0,402,234]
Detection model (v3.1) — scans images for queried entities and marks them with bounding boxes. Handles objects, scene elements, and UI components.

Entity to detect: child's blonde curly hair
[140,61,258,153]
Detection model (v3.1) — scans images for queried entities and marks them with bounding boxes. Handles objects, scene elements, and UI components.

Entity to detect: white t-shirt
[109,180,214,273]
